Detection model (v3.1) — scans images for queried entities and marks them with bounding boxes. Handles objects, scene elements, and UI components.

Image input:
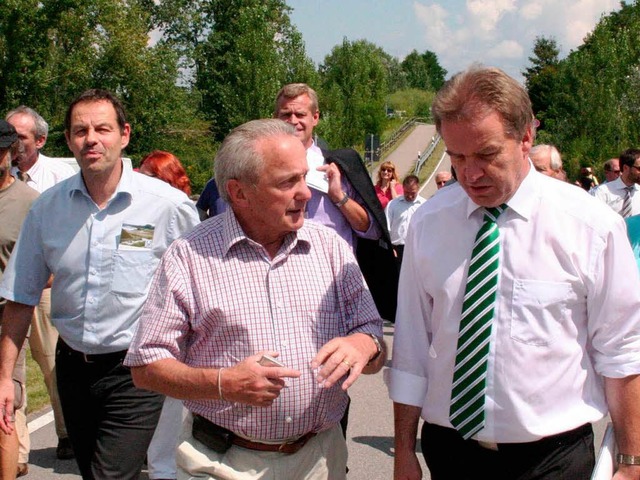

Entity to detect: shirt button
[281,341,287,348]
[285,416,292,423]
[92,241,98,247]
[88,297,95,304]
[429,345,437,358]
[91,269,97,276]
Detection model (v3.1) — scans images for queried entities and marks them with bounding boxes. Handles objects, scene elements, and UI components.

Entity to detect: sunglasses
[381,168,394,173]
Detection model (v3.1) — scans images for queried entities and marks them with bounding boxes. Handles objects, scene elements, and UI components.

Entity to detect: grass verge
[26,347,50,414]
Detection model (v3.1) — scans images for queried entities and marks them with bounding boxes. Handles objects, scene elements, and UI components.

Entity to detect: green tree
[401,49,447,92]
[523,37,560,126]
[193,0,317,140]
[534,2,640,180]
[0,0,213,190]
[319,38,389,148]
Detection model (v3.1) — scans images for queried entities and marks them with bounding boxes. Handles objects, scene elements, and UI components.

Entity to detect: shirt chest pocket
[510,279,578,346]
[110,249,156,296]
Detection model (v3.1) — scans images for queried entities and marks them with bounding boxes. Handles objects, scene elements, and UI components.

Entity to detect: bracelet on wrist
[217,367,225,402]
[366,334,382,365]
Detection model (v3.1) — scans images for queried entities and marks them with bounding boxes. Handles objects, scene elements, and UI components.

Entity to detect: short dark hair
[619,149,640,170]
[403,175,420,188]
[64,89,127,133]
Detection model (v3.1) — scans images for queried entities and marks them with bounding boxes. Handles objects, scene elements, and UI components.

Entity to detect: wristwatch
[617,454,640,465]
[366,334,382,365]
[334,191,349,208]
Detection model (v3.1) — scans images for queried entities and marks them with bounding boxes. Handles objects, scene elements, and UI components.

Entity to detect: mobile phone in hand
[258,354,285,367]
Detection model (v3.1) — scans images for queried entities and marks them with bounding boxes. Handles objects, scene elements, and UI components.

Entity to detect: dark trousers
[393,244,405,267]
[421,421,595,480]
[56,340,164,480]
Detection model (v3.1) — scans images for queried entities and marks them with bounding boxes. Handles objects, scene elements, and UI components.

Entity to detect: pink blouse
[375,183,404,209]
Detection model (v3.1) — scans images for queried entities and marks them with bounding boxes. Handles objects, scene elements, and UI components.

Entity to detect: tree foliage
[319,39,389,148]
[522,37,560,128]
[0,0,451,191]
[193,0,317,140]
[528,1,640,180]
[400,49,447,92]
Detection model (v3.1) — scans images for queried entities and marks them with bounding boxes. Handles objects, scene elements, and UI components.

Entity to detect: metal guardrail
[414,134,441,175]
[375,116,429,161]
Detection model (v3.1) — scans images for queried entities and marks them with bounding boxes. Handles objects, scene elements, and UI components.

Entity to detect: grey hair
[6,106,49,139]
[530,144,562,170]
[214,119,297,202]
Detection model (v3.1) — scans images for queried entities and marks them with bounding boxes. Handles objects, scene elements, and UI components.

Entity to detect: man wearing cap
[0,120,39,478]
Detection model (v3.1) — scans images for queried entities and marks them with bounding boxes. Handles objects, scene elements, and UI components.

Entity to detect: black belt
[424,421,592,453]
[463,423,592,452]
[57,339,127,364]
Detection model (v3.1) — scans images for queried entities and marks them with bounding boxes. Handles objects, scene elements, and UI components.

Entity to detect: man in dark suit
[274,84,398,323]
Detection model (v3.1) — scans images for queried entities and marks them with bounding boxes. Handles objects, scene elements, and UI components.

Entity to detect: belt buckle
[278,439,297,453]
[81,352,95,364]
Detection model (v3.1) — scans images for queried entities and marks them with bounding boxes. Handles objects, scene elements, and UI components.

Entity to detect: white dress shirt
[385,195,426,246]
[11,153,75,193]
[388,168,640,443]
[592,176,640,216]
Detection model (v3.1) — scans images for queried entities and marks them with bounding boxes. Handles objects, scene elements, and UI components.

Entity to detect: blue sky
[285,0,622,82]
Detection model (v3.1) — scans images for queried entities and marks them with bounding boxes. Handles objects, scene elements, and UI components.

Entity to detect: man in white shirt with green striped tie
[388,65,640,480]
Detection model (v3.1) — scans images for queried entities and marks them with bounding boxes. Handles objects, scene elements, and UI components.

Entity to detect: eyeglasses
[381,168,394,173]
[632,165,640,171]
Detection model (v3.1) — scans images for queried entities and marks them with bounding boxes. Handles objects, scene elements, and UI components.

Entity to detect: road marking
[28,409,54,433]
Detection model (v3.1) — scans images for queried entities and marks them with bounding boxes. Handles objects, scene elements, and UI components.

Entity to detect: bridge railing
[375,116,429,161]
[414,134,441,175]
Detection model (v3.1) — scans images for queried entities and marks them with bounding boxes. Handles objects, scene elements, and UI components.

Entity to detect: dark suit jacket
[323,148,399,322]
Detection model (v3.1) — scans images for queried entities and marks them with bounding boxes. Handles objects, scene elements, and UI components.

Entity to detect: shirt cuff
[385,367,428,407]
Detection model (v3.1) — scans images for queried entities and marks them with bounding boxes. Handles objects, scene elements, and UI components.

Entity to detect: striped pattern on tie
[621,186,634,219]
[449,204,507,440]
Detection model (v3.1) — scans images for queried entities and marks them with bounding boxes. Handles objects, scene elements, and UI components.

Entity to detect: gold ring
[342,360,352,368]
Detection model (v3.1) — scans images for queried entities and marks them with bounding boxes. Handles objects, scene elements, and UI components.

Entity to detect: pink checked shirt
[126,210,383,441]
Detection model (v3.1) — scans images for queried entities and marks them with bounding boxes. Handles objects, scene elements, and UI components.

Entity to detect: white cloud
[520,1,543,20]
[414,2,452,52]
[466,0,516,34]
[564,0,620,48]
[412,0,622,81]
[487,40,523,59]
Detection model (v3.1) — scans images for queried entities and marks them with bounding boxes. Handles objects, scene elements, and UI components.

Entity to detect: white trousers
[177,415,347,480]
[147,396,185,479]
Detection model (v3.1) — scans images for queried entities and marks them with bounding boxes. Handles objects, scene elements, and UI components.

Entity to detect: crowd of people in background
[0,66,639,480]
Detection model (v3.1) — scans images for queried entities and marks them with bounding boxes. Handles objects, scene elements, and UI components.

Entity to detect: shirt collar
[221,209,310,258]
[465,163,537,221]
[68,159,133,202]
[616,177,639,191]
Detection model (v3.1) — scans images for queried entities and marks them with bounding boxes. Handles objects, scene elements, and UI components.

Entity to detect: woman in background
[139,150,192,196]
[374,161,403,209]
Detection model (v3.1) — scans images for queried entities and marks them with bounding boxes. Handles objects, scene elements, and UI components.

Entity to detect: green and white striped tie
[449,204,507,440]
